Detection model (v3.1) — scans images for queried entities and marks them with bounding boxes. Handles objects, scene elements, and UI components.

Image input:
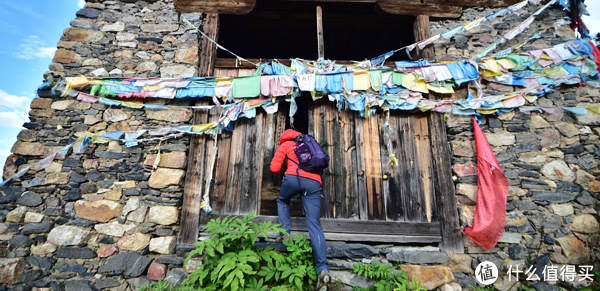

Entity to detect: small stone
[507,245,527,259]
[11,141,45,156]
[175,48,198,63]
[551,204,574,216]
[0,258,24,284]
[160,65,196,78]
[24,212,44,223]
[64,188,82,201]
[97,245,118,258]
[30,243,57,256]
[184,258,203,274]
[149,236,176,255]
[136,62,157,72]
[96,279,120,289]
[400,265,454,290]
[570,214,599,234]
[530,115,550,128]
[117,233,151,251]
[498,232,521,244]
[101,21,125,32]
[147,262,167,281]
[453,163,477,177]
[74,200,123,222]
[141,23,179,33]
[52,49,77,63]
[528,212,562,233]
[103,109,128,122]
[104,188,122,200]
[554,122,580,138]
[556,236,590,264]
[541,160,575,182]
[16,192,42,207]
[144,152,187,169]
[106,121,132,132]
[6,207,28,223]
[9,235,32,248]
[148,206,178,225]
[531,191,574,203]
[440,254,472,274]
[148,168,185,189]
[47,226,90,246]
[122,197,140,216]
[484,132,515,147]
[127,206,148,223]
[145,109,193,123]
[548,252,568,264]
[95,221,135,237]
[540,129,561,148]
[55,247,96,259]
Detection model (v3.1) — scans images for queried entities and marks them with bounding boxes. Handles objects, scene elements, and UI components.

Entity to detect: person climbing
[270,129,330,291]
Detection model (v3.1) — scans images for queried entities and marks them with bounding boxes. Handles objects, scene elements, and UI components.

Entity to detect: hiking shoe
[315,270,330,291]
[275,235,289,243]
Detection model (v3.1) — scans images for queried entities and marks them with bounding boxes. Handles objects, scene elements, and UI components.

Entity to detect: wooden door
[209,67,265,215]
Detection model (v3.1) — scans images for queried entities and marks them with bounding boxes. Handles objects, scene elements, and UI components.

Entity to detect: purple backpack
[293,134,330,174]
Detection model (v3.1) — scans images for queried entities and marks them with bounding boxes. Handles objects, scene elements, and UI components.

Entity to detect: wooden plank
[273,105,288,188]
[422,0,522,6]
[377,112,390,222]
[200,214,442,236]
[316,6,325,59]
[210,69,238,214]
[413,15,435,60]
[396,114,423,222]
[339,109,358,219]
[224,118,248,214]
[429,112,463,253]
[315,100,331,218]
[174,0,256,14]
[260,113,277,212]
[363,114,384,220]
[177,14,220,246]
[239,110,264,214]
[237,69,263,215]
[414,112,435,223]
[377,2,463,18]
[353,114,368,220]
[384,112,405,222]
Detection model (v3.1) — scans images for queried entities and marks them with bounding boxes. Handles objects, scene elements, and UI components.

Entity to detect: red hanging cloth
[464,117,509,251]
[591,41,600,74]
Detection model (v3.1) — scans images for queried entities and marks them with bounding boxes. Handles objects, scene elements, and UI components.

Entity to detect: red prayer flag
[464,117,509,251]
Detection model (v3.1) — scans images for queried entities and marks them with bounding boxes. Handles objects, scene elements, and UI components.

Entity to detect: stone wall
[0,0,202,289]
[0,1,598,291]
[434,4,600,291]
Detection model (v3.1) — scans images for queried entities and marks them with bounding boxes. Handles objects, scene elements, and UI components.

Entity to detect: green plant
[258,234,318,290]
[179,212,286,291]
[350,261,426,291]
[139,280,174,291]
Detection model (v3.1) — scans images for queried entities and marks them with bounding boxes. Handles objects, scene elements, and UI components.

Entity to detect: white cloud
[0,89,30,109]
[0,112,27,129]
[77,0,86,8]
[12,35,56,60]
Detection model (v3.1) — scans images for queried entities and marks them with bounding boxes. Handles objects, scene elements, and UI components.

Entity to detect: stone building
[0,0,598,290]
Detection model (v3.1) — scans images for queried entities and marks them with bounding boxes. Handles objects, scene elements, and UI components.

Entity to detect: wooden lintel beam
[423,0,523,6]
[173,0,256,14]
[377,1,463,18]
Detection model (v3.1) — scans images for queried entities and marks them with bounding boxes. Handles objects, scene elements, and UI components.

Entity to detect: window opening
[285,92,311,134]
[218,1,416,61]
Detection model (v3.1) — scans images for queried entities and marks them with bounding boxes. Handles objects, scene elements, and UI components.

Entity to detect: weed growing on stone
[350,261,426,291]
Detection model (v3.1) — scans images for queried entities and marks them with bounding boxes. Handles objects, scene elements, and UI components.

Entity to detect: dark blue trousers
[277,175,329,274]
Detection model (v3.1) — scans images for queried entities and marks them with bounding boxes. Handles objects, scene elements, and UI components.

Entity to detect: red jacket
[270,129,322,184]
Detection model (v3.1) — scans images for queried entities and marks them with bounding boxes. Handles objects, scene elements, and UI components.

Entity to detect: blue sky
[0,0,85,174]
[0,0,598,176]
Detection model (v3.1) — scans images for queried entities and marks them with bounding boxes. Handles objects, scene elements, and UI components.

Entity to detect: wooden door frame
[178,12,464,254]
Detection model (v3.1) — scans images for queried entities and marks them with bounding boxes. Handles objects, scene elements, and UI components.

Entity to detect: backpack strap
[284,156,329,219]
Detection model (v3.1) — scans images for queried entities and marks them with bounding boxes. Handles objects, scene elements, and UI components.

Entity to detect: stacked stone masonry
[0,1,598,290]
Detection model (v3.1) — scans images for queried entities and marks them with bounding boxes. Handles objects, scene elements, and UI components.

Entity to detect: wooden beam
[377,1,462,18]
[174,0,256,14]
[177,13,220,246]
[412,15,464,253]
[413,15,435,60]
[316,6,325,59]
[199,215,442,237]
[423,0,523,6]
